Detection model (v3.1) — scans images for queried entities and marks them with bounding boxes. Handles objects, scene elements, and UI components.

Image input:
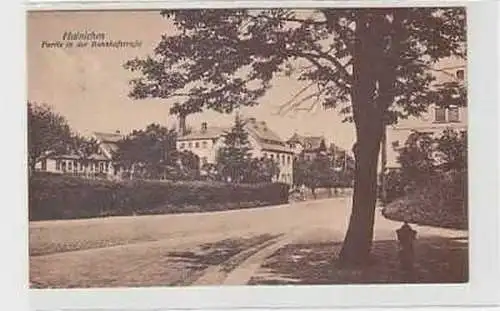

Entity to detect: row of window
[179,140,209,150]
[55,160,109,173]
[435,106,460,123]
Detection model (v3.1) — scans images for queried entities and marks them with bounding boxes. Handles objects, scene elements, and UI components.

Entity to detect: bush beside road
[29,173,289,221]
[382,170,467,230]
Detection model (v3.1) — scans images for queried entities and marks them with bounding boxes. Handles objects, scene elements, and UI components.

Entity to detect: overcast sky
[27,10,357,149]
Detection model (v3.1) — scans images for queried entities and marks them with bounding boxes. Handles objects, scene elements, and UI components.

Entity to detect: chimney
[201,122,208,132]
[115,130,121,134]
[178,114,187,136]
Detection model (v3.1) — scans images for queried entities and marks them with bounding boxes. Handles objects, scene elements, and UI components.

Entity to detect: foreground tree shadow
[249,236,468,284]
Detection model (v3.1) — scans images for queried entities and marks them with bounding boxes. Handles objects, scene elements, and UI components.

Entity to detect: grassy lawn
[249,236,468,285]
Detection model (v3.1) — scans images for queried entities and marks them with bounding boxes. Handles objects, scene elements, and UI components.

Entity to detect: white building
[34,131,123,178]
[176,118,295,185]
[383,57,467,170]
[286,133,326,161]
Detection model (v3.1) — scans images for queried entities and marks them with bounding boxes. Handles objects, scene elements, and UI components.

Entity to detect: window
[56,160,61,171]
[287,155,291,165]
[202,157,208,164]
[73,160,78,171]
[281,154,285,165]
[456,69,465,81]
[270,154,274,159]
[180,143,185,149]
[61,161,66,172]
[99,162,104,173]
[188,142,193,148]
[67,161,73,172]
[202,141,208,149]
[434,107,446,123]
[448,106,460,122]
[41,159,47,171]
[105,162,109,172]
[195,142,200,148]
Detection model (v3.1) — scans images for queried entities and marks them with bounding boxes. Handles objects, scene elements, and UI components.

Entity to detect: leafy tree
[27,102,73,173]
[178,149,200,170]
[124,8,466,265]
[68,135,100,176]
[435,129,467,171]
[70,135,99,157]
[292,156,309,187]
[397,131,436,184]
[397,129,466,183]
[385,128,467,204]
[244,157,280,183]
[217,114,252,183]
[116,123,177,179]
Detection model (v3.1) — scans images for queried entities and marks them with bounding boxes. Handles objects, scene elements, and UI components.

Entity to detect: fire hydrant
[396,221,417,281]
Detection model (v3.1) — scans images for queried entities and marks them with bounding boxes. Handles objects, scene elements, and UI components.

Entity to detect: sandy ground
[29,197,468,288]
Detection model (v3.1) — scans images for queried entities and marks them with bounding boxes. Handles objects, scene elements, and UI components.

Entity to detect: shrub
[29,173,290,221]
[382,169,467,229]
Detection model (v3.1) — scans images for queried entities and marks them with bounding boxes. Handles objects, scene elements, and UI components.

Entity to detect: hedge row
[29,173,290,221]
[381,170,468,230]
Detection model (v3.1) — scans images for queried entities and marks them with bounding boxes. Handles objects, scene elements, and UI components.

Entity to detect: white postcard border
[6,0,499,310]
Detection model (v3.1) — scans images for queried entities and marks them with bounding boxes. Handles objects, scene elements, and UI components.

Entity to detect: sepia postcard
[23,1,499,310]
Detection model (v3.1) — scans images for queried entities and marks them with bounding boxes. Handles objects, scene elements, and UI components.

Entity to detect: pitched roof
[51,153,110,161]
[177,118,293,153]
[244,118,283,144]
[177,127,227,141]
[87,154,110,161]
[52,154,81,160]
[260,142,294,154]
[243,118,294,153]
[93,132,123,143]
[99,142,119,157]
[92,132,123,159]
[287,133,325,151]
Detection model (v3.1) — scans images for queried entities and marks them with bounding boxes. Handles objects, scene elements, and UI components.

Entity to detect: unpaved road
[29,197,467,288]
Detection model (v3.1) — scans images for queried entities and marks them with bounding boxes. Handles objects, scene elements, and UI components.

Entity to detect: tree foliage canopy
[28,102,73,170]
[115,123,177,178]
[217,114,252,182]
[125,8,466,124]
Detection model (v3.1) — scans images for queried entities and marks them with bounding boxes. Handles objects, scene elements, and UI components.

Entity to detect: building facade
[383,57,467,170]
[286,133,327,161]
[34,131,123,178]
[176,118,295,185]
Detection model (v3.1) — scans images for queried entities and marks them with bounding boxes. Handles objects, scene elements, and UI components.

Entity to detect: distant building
[176,118,294,185]
[34,131,124,178]
[383,57,467,170]
[92,131,123,161]
[286,133,326,161]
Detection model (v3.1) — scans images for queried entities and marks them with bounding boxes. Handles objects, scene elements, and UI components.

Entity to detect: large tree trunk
[338,126,383,265]
[337,11,387,265]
